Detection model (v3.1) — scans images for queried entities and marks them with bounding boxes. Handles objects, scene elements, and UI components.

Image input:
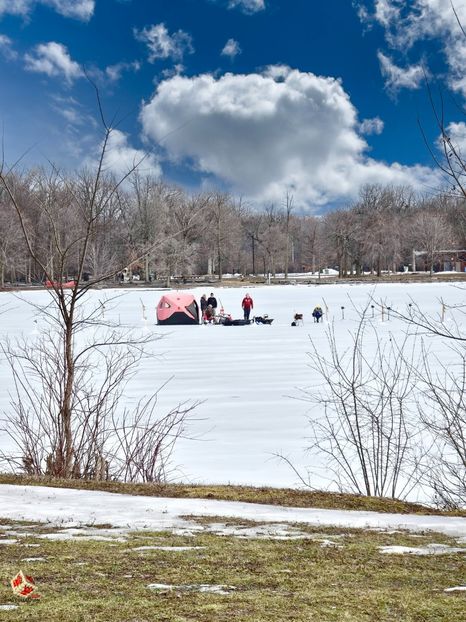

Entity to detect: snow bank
[0,485,465,538]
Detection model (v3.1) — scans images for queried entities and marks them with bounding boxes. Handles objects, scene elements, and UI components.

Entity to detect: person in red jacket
[242,293,254,320]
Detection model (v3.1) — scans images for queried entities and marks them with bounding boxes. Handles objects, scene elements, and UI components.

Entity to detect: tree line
[0,169,464,288]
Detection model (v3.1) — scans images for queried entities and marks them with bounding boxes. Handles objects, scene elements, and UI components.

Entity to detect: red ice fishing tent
[156,293,200,325]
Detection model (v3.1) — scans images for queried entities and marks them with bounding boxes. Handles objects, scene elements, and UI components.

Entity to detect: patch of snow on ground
[38,533,126,542]
[147,583,236,594]
[197,521,314,539]
[444,586,466,592]
[319,539,343,548]
[1,485,465,538]
[132,545,206,551]
[379,544,466,555]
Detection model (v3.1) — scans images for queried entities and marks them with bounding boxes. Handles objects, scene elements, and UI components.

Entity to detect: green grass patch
[1,474,464,516]
[0,519,464,621]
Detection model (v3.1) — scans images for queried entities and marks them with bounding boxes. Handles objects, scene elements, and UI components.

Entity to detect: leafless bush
[110,392,198,483]
[418,347,466,508]
[0,299,196,482]
[424,349,466,511]
[302,309,424,499]
[385,294,466,507]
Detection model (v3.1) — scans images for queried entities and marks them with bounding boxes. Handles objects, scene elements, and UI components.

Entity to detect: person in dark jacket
[312,306,323,323]
[207,293,218,315]
[242,293,254,320]
[200,294,208,314]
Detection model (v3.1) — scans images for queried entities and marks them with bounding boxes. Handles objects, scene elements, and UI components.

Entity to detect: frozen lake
[0,281,464,496]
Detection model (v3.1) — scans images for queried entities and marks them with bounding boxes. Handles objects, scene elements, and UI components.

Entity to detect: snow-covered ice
[0,282,464,493]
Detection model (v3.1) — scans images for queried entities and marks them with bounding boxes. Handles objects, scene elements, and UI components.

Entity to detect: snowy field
[0,282,464,496]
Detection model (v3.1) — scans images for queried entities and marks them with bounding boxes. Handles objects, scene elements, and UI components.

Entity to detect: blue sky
[0,0,465,211]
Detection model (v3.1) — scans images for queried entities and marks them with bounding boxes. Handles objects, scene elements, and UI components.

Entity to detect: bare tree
[204,192,242,281]
[411,206,456,274]
[323,208,358,277]
[0,92,200,480]
[283,191,294,279]
[0,314,194,483]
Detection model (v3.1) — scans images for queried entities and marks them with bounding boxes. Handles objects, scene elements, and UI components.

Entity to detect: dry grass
[0,518,464,622]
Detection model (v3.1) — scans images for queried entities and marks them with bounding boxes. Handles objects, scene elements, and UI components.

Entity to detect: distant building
[413,250,466,272]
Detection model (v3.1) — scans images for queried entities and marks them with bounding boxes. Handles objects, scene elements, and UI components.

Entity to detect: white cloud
[366,0,466,97]
[0,0,94,20]
[102,129,162,179]
[140,67,438,208]
[227,0,265,14]
[134,23,194,62]
[44,0,94,20]
[441,121,466,157]
[0,34,17,59]
[360,116,384,135]
[377,51,425,92]
[221,38,241,59]
[105,60,141,82]
[161,63,185,79]
[24,41,83,82]
[50,95,95,129]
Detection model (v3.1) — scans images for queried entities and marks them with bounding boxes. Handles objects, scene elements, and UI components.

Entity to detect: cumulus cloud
[377,51,424,93]
[0,0,94,20]
[134,23,194,62]
[227,0,265,14]
[102,129,162,179]
[140,67,438,208]
[0,34,17,59]
[221,38,241,59]
[361,0,466,97]
[24,41,83,82]
[359,116,384,135]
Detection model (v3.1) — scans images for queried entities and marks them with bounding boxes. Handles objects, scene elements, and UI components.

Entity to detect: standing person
[312,306,323,323]
[207,292,218,315]
[200,294,208,315]
[242,293,254,320]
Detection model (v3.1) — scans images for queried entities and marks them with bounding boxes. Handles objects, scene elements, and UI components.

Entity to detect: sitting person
[312,306,323,323]
[203,304,215,323]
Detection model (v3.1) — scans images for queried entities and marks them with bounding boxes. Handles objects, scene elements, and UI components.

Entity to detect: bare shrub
[0,297,195,483]
[302,308,423,499]
[418,345,466,508]
[386,295,466,507]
